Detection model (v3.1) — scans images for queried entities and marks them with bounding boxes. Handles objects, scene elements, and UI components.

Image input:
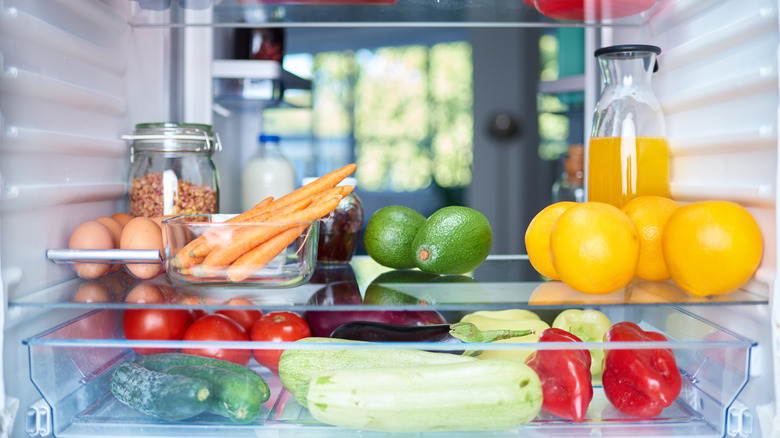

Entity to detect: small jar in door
[303,177,364,264]
[241,134,297,211]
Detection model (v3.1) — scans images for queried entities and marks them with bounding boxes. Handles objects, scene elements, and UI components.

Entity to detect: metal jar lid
[122,122,222,153]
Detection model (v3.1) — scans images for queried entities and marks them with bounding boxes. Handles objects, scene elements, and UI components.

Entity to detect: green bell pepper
[552,309,611,375]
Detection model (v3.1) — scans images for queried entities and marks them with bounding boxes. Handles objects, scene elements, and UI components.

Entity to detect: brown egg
[72,281,113,303]
[95,216,124,273]
[124,282,166,303]
[179,295,204,305]
[111,212,134,227]
[151,215,175,247]
[150,215,173,229]
[112,269,139,294]
[68,221,114,279]
[120,217,164,280]
[98,274,127,299]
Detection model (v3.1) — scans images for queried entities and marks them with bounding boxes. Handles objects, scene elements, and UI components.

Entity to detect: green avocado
[364,270,440,305]
[412,206,492,275]
[363,206,427,269]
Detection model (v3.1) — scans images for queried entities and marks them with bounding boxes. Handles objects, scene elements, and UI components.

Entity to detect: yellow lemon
[550,202,639,294]
[663,200,763,296]
[621,196,680,281]
[524,202,578,280]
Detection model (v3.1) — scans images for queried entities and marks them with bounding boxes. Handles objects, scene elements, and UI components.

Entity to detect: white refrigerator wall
[0,0,172,435]
[593,0,779,435]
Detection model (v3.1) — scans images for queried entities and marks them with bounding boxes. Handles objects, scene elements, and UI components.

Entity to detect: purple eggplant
[304,281,446,337]
[305,308,447,338]
[330,321,534,355]
[307,281,363,306]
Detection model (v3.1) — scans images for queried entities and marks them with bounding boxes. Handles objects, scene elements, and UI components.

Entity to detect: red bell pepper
[602,321,682,417]
[525,327,593,422]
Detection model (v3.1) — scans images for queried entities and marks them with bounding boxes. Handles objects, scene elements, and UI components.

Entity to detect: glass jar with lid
[124,122,221,217]
[303,177,364,264]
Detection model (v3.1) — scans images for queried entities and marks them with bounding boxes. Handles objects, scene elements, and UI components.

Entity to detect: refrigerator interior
[0,0,778,437]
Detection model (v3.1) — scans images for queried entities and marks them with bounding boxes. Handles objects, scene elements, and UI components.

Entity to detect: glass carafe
[588,44,670,208]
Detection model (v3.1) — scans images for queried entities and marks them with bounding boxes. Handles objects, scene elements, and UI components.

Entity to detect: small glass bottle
[124,123,220,217]
[552,144,585,203]
[588,44,670,208]
[303,177,364,264]
[241,134,297,211]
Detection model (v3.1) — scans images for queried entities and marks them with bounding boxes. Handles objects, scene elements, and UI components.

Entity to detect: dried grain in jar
[124,123,221,217]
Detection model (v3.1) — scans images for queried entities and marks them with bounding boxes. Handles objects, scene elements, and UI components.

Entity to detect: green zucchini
[165,365,262,424]
[110,361,210,421]
[305,358,543,433]
[135,353,270,403]
[278,337,477,403]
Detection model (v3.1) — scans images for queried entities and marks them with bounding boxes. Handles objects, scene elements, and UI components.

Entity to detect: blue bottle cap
[259,134,281,143]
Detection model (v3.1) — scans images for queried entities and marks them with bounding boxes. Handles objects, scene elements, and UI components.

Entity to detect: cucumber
[110,361,210,421]
[165,365,262,424]
[278,337,476,403]
[135,353,270,403]
[305,358,543,433]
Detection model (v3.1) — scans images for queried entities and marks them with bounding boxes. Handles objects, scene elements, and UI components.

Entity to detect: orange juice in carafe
[587,136,670,208]
[588,45,668,208]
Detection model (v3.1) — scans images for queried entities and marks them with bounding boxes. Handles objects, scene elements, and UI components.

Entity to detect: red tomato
[122,308,194,355]
[250,311,311,373]
[215,297,263,333]
[182,314,251,366]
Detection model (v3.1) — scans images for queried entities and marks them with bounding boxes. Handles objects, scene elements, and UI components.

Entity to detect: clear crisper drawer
[24,306,754,438]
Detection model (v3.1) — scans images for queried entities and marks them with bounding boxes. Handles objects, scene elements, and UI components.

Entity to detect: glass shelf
[11,256,768,311]
[129,0,656,28]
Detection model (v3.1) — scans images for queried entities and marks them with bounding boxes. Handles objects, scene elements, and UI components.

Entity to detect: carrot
[308,186,345,206]
[171,164,354,271]
[193,223,290,277]
[225,191,352,282]
[226,196,284,224]
[340,184,355,198]
[233,196,275,221]
[226,224,309,282]
[172,197,313,269]
[196,196,343,274]
[241,197,312,223]
[171,197,277,268]
[264,163,356,211]
[186,199,310,268]
[171,164,354,266]
[248,196,274,211]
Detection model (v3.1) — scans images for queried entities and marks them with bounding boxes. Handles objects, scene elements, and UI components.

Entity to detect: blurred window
[264,41,473,203]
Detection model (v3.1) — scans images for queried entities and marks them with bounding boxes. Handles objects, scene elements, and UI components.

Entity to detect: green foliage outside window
[270,41,473,193]
[537,30,584,161]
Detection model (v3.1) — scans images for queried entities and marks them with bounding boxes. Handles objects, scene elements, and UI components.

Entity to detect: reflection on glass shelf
[12,256,768,310]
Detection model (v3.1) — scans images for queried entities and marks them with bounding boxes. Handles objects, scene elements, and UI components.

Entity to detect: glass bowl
[162,214,318,288]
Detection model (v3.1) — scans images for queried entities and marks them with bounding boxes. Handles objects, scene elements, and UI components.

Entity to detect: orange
[625,280,690,304]
[524,202,578,280]
[663,201,763,296]
[528,280,627,305]
[621,196,680,281]
[550,202,639,294]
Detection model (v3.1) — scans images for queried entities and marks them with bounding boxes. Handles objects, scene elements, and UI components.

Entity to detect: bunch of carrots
[170,163,357,282]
